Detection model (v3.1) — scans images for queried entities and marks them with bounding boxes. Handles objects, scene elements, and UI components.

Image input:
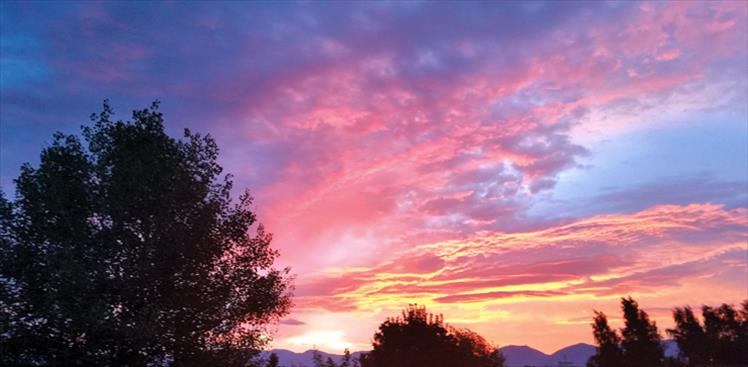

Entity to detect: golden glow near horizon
[275,204,747,352]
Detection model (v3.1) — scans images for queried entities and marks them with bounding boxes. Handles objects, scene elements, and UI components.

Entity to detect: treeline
[261,299,748,367]
[589,297,748,367]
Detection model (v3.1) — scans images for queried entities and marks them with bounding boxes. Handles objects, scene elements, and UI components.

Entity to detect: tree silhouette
[588,297,663,367]
[587,311,623,367]
[340,349,353,367]
[668,301,748,366]
[312,349,357,367]
[359,304,504,367]
[451,328,507,367]
[267,353,280,367]
[0,101,292,366]
[620,297,663,367]
[667,306,707,365]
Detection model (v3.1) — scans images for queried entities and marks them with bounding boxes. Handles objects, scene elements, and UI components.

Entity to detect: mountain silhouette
[261,341,679,367]
[498,345,550,366]
[547,343,597,366]
[499,343,595,366]
[261,343,595,367]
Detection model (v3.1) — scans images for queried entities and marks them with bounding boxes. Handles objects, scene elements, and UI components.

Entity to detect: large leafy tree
[359,304,505,367]
[0,101,292,366]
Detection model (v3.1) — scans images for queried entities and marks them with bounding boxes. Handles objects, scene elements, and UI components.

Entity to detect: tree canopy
[0,101,292,366]
[668,301,748,366]
[588,297,663,367]
[359,304,505,367]
[587,311,624,367]
[266,352,280,367]
[588,297,748,367]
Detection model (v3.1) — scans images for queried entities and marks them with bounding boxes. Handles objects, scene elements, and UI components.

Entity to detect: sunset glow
[1,0,746,354]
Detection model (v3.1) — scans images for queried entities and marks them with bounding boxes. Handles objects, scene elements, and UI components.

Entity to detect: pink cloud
[434,290,567,304]
[220,2,747,279]
[292,204,746,311]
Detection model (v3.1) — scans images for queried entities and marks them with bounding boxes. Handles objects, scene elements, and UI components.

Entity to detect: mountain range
[261,340,679,367]
[498,343,595,366]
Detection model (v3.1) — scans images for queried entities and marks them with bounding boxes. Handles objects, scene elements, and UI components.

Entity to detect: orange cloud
[294,204,746,312]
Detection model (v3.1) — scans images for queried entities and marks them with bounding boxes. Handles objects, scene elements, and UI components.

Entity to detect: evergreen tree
[667,306,707,365]
[668,301,748,366]
[310,349,358,367]
[587,311,623,367]
[702,303,746,365]
[740,301,748,365]
[0,101,292,366]
[620,297,664,367]
[588,298,663,367]
[313,350,326,367]
[340,349,352,367]
[267,353,280,367]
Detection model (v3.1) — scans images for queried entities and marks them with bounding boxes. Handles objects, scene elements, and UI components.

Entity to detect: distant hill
[663,339,679,358]
[499,343,595,367]
[261,341,678,367]
[499,341,678,367]
[499,345,551,366]
[548,343,597,366]
[259,344,593,367]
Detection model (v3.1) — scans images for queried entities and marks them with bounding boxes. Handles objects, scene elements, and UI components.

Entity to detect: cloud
[434,290,567,304]
[279,318,306,326]
[294,203,746,311]
[3,2,745,238]
[588,174,748,214]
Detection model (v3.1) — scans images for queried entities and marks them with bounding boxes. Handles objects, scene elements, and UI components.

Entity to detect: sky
[1,0,747,354]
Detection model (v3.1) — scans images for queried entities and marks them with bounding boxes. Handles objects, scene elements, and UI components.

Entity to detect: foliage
[587,311,623,367]
[667,306,707,365]
[312,349,357,367]
[667,301,748,366]
[267,352,280,367]
[587,297,663,367]
[620,297,664,367]
[312,349,325,367]
[0,101,292,366]
[340,349,354,367]
[358,304,505,367]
